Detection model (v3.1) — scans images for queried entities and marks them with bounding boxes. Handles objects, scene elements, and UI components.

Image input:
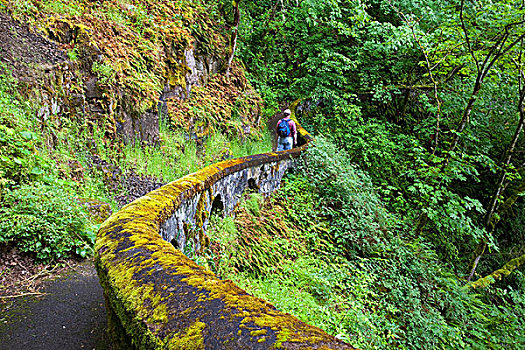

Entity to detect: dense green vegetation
[197,0,525,348]
[1,0,524,347]
[234,0,525,284]
[0,63,270,262]
[201,139,525,349]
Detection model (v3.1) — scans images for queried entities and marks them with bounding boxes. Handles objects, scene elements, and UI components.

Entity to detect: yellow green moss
[166,320,206,350]
[166,63,189,90]
[468,253,525,289]
[250,329,268,337]
[193,189,211,254]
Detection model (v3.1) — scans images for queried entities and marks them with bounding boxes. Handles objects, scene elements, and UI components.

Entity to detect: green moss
[167,320,206,349]
[166,63,189,90]
[468,253,525,289]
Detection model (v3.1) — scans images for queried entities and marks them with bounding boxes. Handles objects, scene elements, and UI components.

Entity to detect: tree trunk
[467,59,525,280]
[467,253,525,289]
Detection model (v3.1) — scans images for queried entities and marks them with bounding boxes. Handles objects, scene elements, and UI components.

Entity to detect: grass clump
[120,119,272,183]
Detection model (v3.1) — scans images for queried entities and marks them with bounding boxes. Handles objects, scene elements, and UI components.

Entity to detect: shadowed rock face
[0,12,223,145]
[0,12,65,77]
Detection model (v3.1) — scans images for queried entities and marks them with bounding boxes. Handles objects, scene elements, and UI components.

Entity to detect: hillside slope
[0,0,269,285]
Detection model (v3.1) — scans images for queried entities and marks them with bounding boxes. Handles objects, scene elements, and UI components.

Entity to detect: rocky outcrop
[0,10,227,145]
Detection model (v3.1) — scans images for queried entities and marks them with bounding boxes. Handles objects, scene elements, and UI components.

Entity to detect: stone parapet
[95,109,354,349]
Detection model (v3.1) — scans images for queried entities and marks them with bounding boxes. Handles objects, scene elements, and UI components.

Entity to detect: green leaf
[19,131,35,140]
[31,167,43,175]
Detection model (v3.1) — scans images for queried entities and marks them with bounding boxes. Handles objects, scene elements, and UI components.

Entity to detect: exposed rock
[0,12,65,80]
[84,76,103,99]
[1,12,226,146]
[114,169,165,206]
[118,109,160,146]
[184,48,221,96]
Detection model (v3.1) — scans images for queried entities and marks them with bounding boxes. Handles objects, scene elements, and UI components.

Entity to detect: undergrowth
[0,182,95,261]
[198,137,525,350]
[0,61,271,263]
[121,120,271,183]
[0,70,94,262]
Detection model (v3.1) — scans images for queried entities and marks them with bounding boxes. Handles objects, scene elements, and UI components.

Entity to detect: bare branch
[460,0,479,73]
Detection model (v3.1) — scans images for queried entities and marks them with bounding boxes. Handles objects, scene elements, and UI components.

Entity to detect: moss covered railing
[95,106,355,349]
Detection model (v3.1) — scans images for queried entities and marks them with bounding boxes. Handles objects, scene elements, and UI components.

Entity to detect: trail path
[0,261,109,350]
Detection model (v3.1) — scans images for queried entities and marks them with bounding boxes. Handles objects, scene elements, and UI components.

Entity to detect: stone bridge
[159,153,296,256]
[95,108,355,349]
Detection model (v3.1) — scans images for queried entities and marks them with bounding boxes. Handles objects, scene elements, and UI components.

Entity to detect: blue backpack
[277,118,291,137]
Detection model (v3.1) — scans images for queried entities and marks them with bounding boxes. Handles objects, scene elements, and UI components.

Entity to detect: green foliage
[238,0,525,274]
[0,182,93,262]
[0,125,49,187]
[0,69,53,189]
[120,121,271,183]
[200,192,307,277]
[242,193,263,217]
[200,136,525,349]
[0,67,104,261]
[299,136,394,256]
[91,61,117,86]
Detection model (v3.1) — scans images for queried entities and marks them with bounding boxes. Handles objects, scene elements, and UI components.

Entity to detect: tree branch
[467,253,525,289]
[226,0,242,78]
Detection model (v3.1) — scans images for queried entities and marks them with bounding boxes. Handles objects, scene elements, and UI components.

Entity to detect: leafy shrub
[299,136,395,256]
[0,125,50,187]
[0,182,94,262]
[0,68,53,189]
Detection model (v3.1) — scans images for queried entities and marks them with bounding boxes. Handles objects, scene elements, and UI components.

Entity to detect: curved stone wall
[95,109,355,349]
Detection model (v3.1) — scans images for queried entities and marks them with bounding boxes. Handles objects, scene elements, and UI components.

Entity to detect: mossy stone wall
[95,111,355,349]
[159,158,295,254]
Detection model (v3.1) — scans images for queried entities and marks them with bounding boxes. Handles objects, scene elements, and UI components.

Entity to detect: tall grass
[121,119,272,183]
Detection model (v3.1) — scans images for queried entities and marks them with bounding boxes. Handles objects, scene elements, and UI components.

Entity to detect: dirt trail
[0,261,110,350]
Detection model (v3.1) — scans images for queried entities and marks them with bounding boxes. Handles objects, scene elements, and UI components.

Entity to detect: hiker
[275,109,297,151]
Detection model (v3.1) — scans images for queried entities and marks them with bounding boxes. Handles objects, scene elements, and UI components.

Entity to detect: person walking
[275,109,297,151]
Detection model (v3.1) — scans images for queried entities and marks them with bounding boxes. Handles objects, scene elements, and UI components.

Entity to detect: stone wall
[159,157,295,255]
[95,111,355,349]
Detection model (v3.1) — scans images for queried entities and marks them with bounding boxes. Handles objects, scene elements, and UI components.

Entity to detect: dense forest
[0,0,524,348]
